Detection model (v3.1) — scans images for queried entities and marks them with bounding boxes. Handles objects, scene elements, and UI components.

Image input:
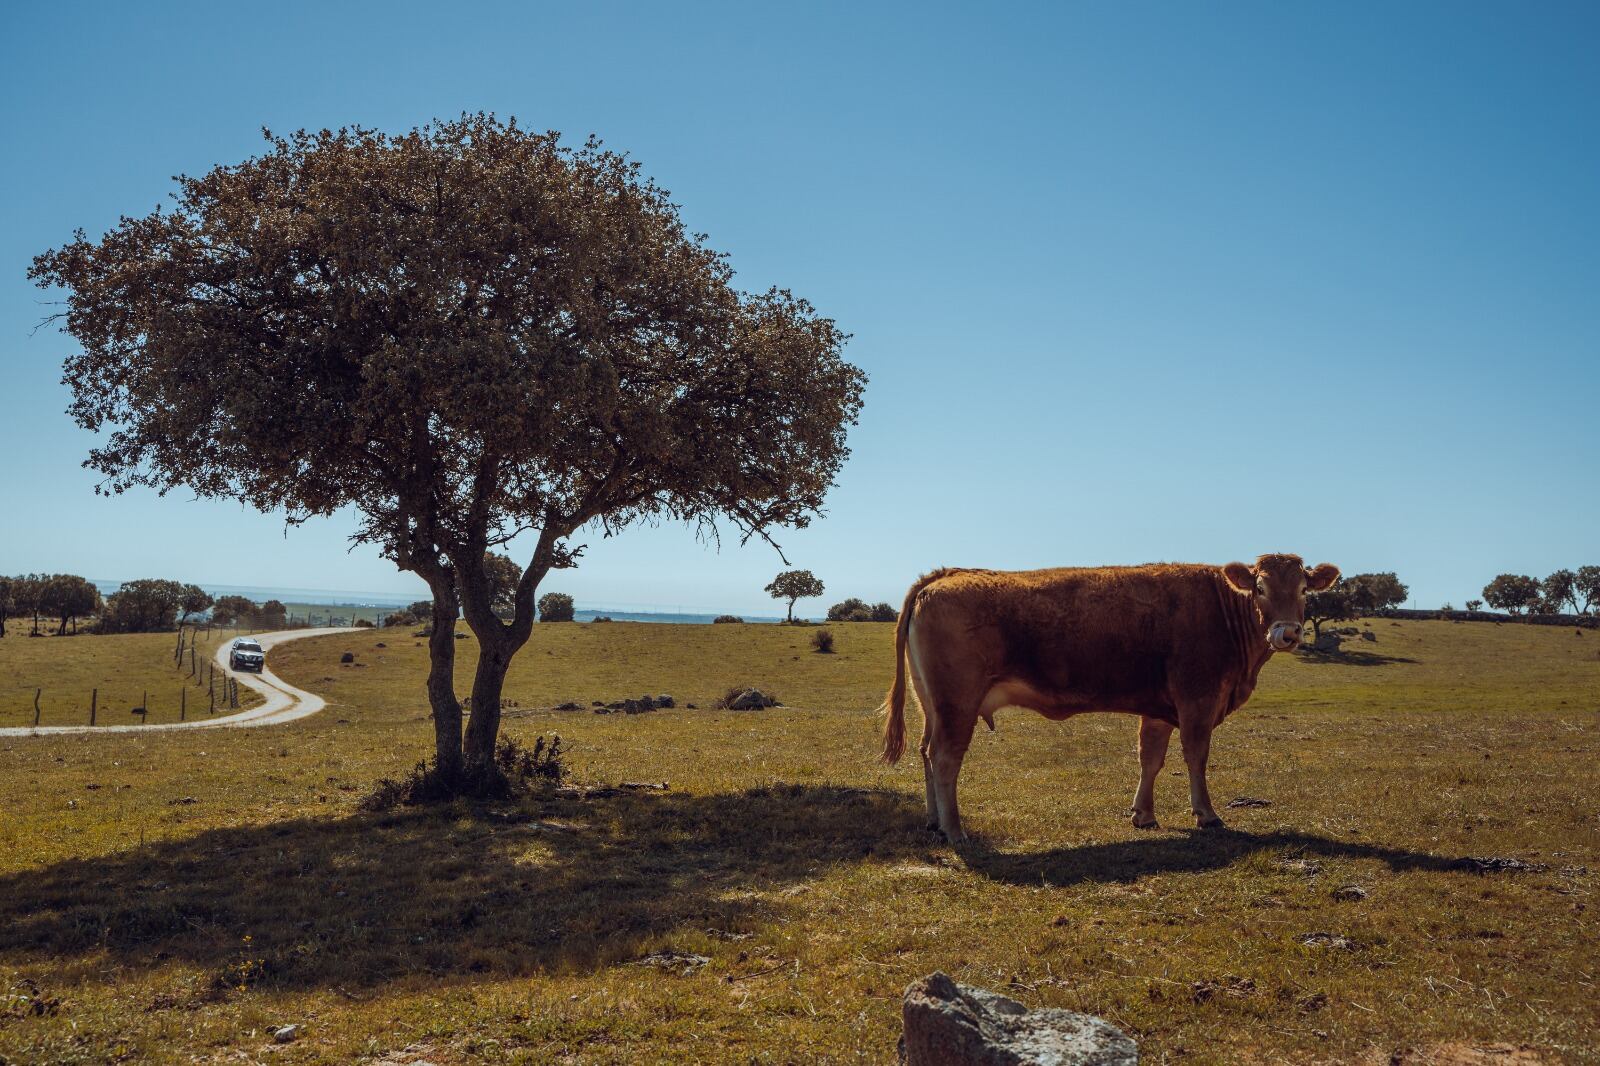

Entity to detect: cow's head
[1222,554,1340,651]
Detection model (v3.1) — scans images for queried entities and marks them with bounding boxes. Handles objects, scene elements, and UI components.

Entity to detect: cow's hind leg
[927,706,977,843]
[1179,713,1225,829]
[910,665,940,831]
[1131,716,1173,829]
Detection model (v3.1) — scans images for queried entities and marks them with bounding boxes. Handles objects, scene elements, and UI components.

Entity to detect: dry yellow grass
[1,618,1597,1064]
[0,626,260,728]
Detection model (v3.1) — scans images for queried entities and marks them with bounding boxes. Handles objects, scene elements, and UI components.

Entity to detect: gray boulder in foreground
[900,972,1137,1066]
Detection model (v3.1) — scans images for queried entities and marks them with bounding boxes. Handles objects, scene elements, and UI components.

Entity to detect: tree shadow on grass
[963,826,1497,888]
[0,784,925,992]
[1294,648,1420,667]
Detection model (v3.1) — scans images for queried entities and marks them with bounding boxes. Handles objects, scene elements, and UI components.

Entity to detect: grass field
[0,627,262,728]
[1,618,1597,1064]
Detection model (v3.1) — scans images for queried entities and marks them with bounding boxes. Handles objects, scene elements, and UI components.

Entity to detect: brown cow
[880,554,1340,841]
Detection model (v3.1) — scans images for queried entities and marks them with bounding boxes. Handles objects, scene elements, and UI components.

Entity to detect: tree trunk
[463,633,512,781]
[426,585,465,784]
[787,599,795,622]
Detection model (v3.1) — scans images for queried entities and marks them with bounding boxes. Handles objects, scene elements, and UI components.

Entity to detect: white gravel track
[0,627,344,737]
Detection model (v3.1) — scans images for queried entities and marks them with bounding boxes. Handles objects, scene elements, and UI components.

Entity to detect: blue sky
[3,1,1596,615]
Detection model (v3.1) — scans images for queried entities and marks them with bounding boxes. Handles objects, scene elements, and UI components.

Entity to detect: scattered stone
[898,971,1137,1065]
[1297,992,1328,1013]
[1227,796,1272,809]
[340,652,355,663]
[375,641,386,648]
[685,702,697,709]
[656,693,675,708]
[1456,856,1549,874]
[554,701,581,711]
[631,950,709,976]
[455,632,469,640]
[272,1024,301,1043]
[724,688,780,710]
[1331,884,1369,902]
[1296,932,1359,951]
[620,781,669,791]
[167,796,197,806]
[1309,632,1343,652]
[1360,630,1377,642]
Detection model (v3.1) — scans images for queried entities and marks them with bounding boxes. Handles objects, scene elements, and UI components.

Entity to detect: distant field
[1,618,1597,1064]
[0,626,262,727]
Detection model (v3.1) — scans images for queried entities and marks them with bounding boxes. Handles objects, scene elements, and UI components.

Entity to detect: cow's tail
[880,569,950,765]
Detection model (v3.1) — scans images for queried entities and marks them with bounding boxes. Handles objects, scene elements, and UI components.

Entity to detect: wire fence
[5,625,256,728]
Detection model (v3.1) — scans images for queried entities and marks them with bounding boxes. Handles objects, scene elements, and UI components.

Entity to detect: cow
[879,553,1340,841]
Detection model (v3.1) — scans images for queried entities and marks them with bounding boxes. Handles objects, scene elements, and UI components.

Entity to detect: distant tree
[1577,566,1600,615]
[210,594,256,626]
[381,609,417,627]
[1344,572,1408,614]
[98,578,184,632]
[0,576,12,638]
[47,575,101,634]
[1541,569,1579,615]
[827,597,873,622]
[258,600,289,628]
[32,115,863,795]
[13,574,47,636]
[1465,599,1483,613]
[767,569,825,623]
[870,601,898,622]
[538,592,575,622]
[713,615,744,624]
[480,553,523,618]
[1482,574,1541,616]
[1304,583,1355,639]
[178,583,214,625]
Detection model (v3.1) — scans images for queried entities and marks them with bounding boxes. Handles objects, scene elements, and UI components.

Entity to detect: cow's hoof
[924,819,940,833]
[1196,814,1226,830]
[1132,813,1159,830]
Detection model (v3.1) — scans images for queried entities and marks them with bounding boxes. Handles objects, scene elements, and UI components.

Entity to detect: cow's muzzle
[1268,622,1301,651]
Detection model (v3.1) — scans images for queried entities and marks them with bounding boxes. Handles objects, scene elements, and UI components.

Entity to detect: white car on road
[229,638,266,673]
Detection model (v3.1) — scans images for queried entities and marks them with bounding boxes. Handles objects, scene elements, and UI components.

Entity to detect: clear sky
[3,1,1596,615]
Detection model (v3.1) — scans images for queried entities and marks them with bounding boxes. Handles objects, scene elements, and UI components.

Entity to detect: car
[229,638,266,673]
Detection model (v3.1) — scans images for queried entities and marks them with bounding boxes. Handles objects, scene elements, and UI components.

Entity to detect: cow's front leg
[1131,716,1173,828]
[1179,717,1224,829]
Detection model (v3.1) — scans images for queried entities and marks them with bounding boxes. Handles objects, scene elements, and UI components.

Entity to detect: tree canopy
[1482,574,1541,615]
[766,569,825,622]
[33,115,863,791]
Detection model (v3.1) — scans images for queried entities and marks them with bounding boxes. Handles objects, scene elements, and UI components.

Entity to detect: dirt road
[0,627,343,736]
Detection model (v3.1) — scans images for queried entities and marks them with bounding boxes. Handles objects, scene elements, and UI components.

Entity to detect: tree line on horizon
[1476,566,1598,617]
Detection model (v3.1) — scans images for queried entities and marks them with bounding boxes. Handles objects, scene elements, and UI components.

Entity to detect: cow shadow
[0,784,924,992]
[962,826,1489,888]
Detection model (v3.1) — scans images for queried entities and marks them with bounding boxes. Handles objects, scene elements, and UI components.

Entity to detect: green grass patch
[1,619,1596,1063]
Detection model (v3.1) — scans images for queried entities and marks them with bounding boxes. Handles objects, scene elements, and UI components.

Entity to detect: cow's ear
[1222,562,1256,594]
[1305,563,1340,591]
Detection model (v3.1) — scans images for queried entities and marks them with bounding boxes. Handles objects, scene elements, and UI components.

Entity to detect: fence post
[90,687,97,726]
[33,688,41,727]
[209,689,215,715]
[181,688,186,721]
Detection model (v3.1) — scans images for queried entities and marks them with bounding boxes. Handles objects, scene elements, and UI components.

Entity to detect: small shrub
[591,615,613,623]
[812,628,835,653]
[713,614,744,624]
[538,592,575,622]
[354,618,375,628]
[495,734,567,784]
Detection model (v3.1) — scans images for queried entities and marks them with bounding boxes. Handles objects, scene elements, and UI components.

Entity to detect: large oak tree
[33,116,865,793]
